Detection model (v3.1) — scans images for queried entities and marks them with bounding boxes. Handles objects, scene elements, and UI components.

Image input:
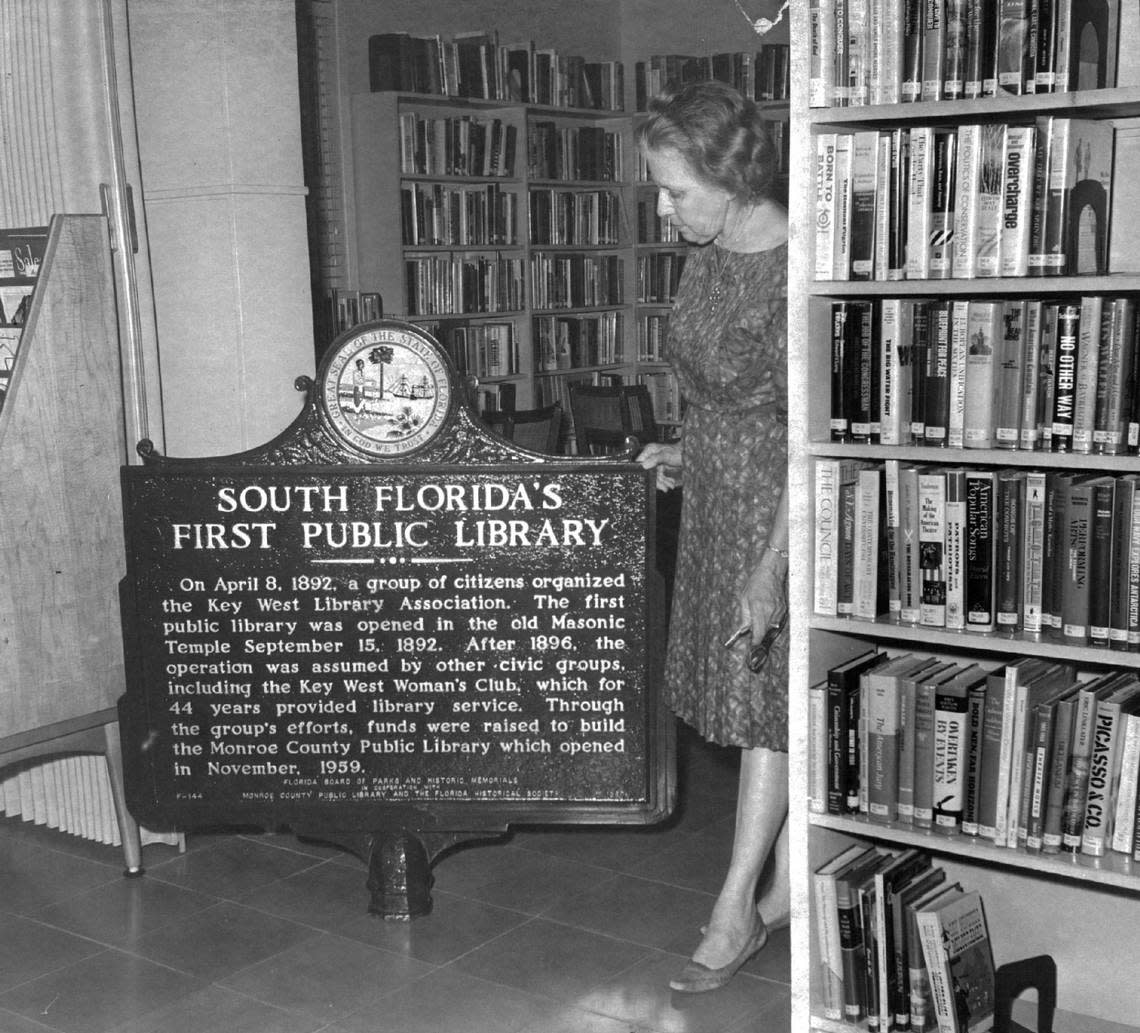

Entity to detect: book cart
[785,5,1140,1032]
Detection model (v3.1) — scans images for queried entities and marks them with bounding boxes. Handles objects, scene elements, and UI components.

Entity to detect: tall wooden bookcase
[348,90,633,417]
[785,6,1140,1032]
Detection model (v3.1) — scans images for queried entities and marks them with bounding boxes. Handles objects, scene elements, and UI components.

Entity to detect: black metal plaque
[118,321,672,845]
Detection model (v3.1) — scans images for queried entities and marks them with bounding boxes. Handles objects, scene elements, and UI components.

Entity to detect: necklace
[708,246,731,306]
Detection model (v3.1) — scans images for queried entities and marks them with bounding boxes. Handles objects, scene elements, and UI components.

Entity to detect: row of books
[398,112,518,179]
[400,183,518,248]
[828,296,1140,455]
[528,189,623,247]
[403,254,525,317]
[421,317,518,379]
[808,0,1128,107]
[632,46,791,109]
[529,253,624,310]
[369,31,625,110]
[637,252,688,306]
[637,198,682,244]
[638,312,671,363]
[322,288,383,340]
[527,122,624,183]
[532,312,624,372]
[815,459,1140,646]
[811,650,1140,864]
[815,117,1117,282]
[813,842,995,1032]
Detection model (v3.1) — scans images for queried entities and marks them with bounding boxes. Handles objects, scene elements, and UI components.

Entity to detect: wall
[128,0,315,457]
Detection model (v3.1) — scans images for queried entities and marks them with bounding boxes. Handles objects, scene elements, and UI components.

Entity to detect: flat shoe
[669,916,769,993]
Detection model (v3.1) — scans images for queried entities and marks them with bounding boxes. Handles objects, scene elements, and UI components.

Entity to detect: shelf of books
[787,3,1140,1031]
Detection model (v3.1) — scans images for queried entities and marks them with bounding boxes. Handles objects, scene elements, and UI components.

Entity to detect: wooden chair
[483,403,562,454]
[567,382,660,455]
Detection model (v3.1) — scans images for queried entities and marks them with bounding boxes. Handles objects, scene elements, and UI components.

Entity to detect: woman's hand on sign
[635,441,683,491]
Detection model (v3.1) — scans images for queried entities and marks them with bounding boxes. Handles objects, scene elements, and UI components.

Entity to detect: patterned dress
[664,240,789,750]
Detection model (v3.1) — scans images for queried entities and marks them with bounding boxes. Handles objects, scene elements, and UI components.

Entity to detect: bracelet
[766,544,789,559]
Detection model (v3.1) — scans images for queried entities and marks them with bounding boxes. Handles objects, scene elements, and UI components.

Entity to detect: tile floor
[0,724,790,1033]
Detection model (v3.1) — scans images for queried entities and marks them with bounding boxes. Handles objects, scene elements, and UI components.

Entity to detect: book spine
[1000,123,1035,277]
[962,679,987,835]
[1063,687,1102,849]
[1096,298,1135,456]
[853,467,884,620]
[1043,693,1077,852]
[1042,117,1074,275]
[847,0,871,105]
[810,683,830,813]
[814,870,845,1020]
[1081,699,1124,857]
[816,459,841,615]
[898,671,918,822]
[874,135,893,279]
[901,0,925,99]
[1019,299,1044,449]
[888,130,909,279]
[947,299,970,448]
[924,300,952,443]
[906,128,934,278]
[1025,701,1056,851]
[910,301,930,440]
[943,0,968,98]
[922,0,946,100]
[1021,470,1048,634]
[1111,712,1140,853]
[852,302,877,441]
[868,672,901,822]
[1027,115,1054,272]
[977,673,1007,839]
[853,674,867,813]
[1071,295,1104,454]
[919,471,948,626]
[913,676,939,827]
[994,300,1026,448]
[1062,479,1093,643]
[965,470,997,631]
[1037,302,1060,449]
[996,0,1032,93]
[945,469,967,630]
[810,0,834,105]
[885,459,903,614]
[928,128,957,278]
[879,299,910,445]
[1050,301,1080,452]
[831,303,852,441]
[996,470,1025,630]
[915,909,955,1031]
[900,464,923,622]
[838,478,858,616]
[933,679,972,834]
[834,134,855,279]
[837,875,869,1021]
[1089,478,1116,647]
[964,300,1001,448]
[816,134,839,279]
[952,123,980,276]
[850,131,880,280]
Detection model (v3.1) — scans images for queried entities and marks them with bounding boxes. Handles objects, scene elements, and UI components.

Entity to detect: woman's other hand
[636,441,683,490]
[741,548,788,641]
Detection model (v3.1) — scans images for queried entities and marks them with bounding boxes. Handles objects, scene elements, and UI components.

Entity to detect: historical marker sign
[118,322,672,889]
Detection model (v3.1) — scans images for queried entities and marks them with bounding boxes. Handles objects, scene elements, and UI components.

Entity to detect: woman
[635,80,790,994]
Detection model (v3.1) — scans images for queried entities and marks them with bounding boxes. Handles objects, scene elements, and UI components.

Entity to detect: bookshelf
[786,5,1140,1032]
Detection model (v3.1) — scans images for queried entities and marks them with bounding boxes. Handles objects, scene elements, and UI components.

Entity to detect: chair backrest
[483,403,562,454]
[567,382,658,455]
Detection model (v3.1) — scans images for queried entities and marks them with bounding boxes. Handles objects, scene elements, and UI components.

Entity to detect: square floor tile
[236,860,376,931]
[128,901,322,980]
[448,917,651,1002]
[34,872,217,950]
[112,985,327,1033]
[543,872,710,951]
[0,841,121,917]
[0,915,103,993]
[336,891,529,964]
[331,966,548,1033]
[218,932,434,1022]
[0,949,204,1033]
[576,950,781,1033]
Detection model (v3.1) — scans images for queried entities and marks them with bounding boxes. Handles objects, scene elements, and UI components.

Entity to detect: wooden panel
[0,215,127,733]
